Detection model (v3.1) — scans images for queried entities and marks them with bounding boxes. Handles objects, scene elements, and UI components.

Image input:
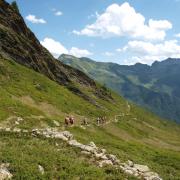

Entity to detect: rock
[101,149,106,154]
[89,141,97,148]
[81,151,91,156]
[17,117,23,121]
[119,165,126,171]
[22,130,28,133]
[83,145,96,153]
[53,120,60,127]
[107,154,117,162]
[94,152,108,160]
[124,169,134,175]
[15,121,19,125]
[38,165,45,175]
[80,125,86,130]
[5,128,11,132]
[0,164,13,179]
[127,160,134,167]
[12,128,21,133]
[114,159,120,165]
[53,133,68,141]
[134,164,150,173]
[143,172,162,180]
[68,140,83,148]
[98,160,113,167]
[133,172,140,177]
[144,176,162,180]
[62,131,73,140]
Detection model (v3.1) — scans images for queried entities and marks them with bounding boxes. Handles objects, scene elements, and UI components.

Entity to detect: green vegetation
[0,57,180,179]
[59,55,180,123]
[11,1,19,13]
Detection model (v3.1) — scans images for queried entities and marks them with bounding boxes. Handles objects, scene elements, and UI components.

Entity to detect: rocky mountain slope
[59,54,180,123]
[0,0,111,103]
[0,0,180,179]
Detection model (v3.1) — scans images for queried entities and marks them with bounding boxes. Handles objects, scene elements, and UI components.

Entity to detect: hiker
[104,116,107,124]
[97,117,100,125]
[82,118,88,126]
[69,116,75,125]
[64,116,69,126]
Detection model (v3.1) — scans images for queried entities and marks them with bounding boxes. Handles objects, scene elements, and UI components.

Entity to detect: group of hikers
[64,116,75,126]
[96,116,107,125]
[64,115,107,127]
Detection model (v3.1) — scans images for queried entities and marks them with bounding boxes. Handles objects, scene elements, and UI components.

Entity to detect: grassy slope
[0,57,180,179]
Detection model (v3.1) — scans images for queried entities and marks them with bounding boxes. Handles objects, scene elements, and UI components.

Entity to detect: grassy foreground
[0,57,180,179]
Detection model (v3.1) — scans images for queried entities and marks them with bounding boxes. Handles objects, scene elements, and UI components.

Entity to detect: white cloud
[175,33,180,38]
[40,38,68,58]
[26,14,46,24]
[55,11,63,16]
[88,12,100,19]
[51,8,63,16]
[103,52,114,56]
[40,38,92,58]
[69,47,93,57]
[73,2,172,41]
[123,40,180,64]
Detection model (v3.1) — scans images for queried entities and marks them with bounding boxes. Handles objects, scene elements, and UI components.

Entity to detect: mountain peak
[152,58,180,67]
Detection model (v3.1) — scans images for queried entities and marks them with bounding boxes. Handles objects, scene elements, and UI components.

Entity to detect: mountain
[0,1,180,179]
[59,55,180,123]
[0,0,113,104]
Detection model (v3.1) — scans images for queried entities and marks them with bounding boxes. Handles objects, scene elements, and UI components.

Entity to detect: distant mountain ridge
[59,55,180,123]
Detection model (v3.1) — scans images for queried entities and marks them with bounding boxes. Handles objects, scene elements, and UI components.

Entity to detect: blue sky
[6,0,180,64]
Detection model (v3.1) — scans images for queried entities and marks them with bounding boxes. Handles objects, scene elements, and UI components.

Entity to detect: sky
[6,0,180,65]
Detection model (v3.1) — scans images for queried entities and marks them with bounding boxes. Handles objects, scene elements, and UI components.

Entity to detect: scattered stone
[98,160,113,167]
[53,133,68,141]
[80,125,86,130]
[83,145,96,153]
[38,165,45,175]
[0,163,13,179]
[0,127,162,180]
[107,154,117,162]
[89,141,96,148]
[127,160,134,167]
[94,152,108,160]
[81,151,91,156]
[68,140,83,148]
[53,120,60,127]
[5,128,11,132]
[62,131,73,140]
[15,121,19,125]
[22,130,28,133]
[134,164,150,173]
[12,128,21,133]
[124,169,134,175]
[101,149,106,154]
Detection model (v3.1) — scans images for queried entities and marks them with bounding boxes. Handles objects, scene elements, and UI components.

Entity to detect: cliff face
[0,0,112,102]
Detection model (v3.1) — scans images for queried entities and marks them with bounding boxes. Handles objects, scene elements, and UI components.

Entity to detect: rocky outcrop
[120,161,161,180]
[0,163,12,179]
[0,127,162,180]
[0,0,113,103]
